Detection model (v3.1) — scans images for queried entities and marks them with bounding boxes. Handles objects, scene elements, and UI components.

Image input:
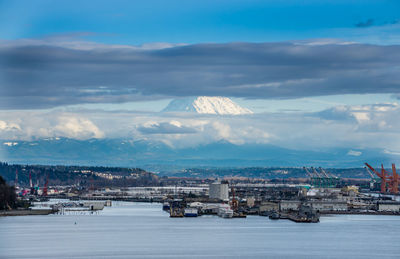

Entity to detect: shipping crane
[303,167,313,178]
[42,174,49,196]
[364,166,378,189]
[311,167,322,178]
[319,167,339,187]
[320,168,339,179]
[29,170,35,195]
[303,167,316,186]
[365,163,389,193]
[388,164,399,194]
[364,166,376,179]
[303,167,330,187]
[317,167,331,187]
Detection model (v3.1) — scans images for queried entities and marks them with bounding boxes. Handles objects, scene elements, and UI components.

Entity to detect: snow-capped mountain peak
[162,96,253,115]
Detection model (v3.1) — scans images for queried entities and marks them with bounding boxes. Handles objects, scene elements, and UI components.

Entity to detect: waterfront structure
[279,200,301,211]
[377,201,400,212]
[310,201,348,212]
[279,200,348,212]
[209,180,229,201]
[217,204,233,218]
[184,208,198,217]
[246,197,255,207]
[259,201,279,213]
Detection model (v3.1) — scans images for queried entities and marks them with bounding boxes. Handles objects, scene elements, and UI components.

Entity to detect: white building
[279,200,348,212]
[209,181,229,201]
[279,200,301,211]
[378,202,400,212]
[310,201,348,212]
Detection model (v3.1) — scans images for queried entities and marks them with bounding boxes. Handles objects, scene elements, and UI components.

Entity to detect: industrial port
[4,162,400,224]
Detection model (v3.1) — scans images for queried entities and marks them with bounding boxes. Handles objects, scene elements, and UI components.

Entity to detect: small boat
[162,202,170,211]
[233,212,247,218]
[184,208,198,217]
[169,208,184,217]
[269,211,280,220]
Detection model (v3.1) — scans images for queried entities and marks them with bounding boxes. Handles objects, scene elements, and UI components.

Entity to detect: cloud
[54,115,104,139]
[383,149,400,156]
[0,113,103,140]
[137,121,197,134]
[1,40,400,109]
[0,120,20,131]
[355,19,400,29]
[316,103,398,124]
[355,19,374,28]
[2,102,400,153]
[347,150,362,156]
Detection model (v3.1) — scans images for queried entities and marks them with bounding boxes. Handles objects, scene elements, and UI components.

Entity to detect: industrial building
[279,200,348,212]
[259,201,279,213]
[310,201,348,212]
[279,200,301,211]
[377,201,400,212]
[209,180,229,201]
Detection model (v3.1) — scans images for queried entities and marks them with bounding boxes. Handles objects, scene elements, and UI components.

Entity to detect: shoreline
[0,209,56,217]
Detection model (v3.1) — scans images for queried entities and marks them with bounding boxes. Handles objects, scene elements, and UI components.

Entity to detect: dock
[0,209,56,217]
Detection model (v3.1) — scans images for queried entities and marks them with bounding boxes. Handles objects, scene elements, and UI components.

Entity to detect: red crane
[365,163,399,194]
[365,163,389,193]
[388,164,399,194]
[42,174,49,196]
[29,170,35,195]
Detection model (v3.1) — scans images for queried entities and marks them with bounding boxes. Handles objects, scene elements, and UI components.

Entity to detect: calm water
[1,202,399,258]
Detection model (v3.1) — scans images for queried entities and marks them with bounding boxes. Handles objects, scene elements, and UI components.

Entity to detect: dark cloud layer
[1,41,400,109]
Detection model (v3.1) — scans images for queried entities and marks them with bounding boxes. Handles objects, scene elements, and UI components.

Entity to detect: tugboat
[169,207,184,217]
[269,211,280,220]
[287,204,320,223]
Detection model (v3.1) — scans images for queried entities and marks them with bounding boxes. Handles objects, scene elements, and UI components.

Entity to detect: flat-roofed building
[310,201,348,212]
[279,200,301,211]
[259,201,279,212]
[209,180,229,201]
[377,201,400,212]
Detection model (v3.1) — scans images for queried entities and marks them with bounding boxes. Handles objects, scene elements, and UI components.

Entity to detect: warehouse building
[377,201,400,212]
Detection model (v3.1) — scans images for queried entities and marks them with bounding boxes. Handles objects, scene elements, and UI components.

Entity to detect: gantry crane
[388,164,399,194]
[365,163,399,194]
[303,167,313,179]
[42,174,49,196]
[364,166,378,189]
[303,167,319,187]
[319,167,339,187]
[303,167,338,188]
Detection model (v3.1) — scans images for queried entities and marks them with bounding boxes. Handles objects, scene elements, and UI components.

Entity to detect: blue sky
[1,0,400,44]
[1,0,400,164]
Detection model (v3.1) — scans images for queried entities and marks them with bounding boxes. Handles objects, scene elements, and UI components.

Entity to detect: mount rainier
[162,96,253,115]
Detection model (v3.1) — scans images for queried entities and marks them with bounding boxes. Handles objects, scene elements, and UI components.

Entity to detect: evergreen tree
[0,176,17,210]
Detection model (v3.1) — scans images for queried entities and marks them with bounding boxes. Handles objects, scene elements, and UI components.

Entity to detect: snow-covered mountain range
[162,96,253,115]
